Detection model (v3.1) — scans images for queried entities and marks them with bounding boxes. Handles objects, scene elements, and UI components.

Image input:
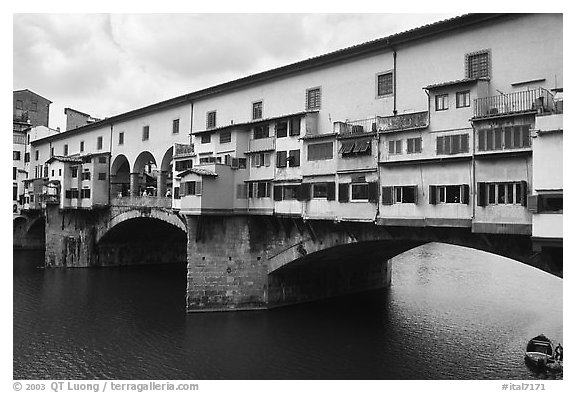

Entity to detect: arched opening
[110,154,131,198]
[132,151,158,197]
[26,217,46,248]
[97,217,186,266]
[158,147,173,198]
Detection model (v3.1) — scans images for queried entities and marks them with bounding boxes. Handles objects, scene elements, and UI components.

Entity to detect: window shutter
[381,186,393,205]
[415,138,422,153]
[266,182,271,198]
[413,185,419,204]
[462,184,470,204]
[521,181,528,206]
[264,154,271,167]
[368,182,378,203]
[290,117,301,136]
[436,137,444,155]
[477,182,486,207]
[527,195,540,213]
[273,185,282,201]
[299,183,311,201]
[478,129,486,151]
[388,140,395,154]
[429,185,437,205]
[248,183,253,198]
[461,134,469,153]
[338,183,349,202]
[326,182,336,201]
[196,181,203,196]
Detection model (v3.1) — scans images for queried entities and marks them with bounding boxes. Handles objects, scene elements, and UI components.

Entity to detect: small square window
[435,94,449,111]
[306,88,321,110]
[377,72,393,96]
[201,134,211,144]
[220,131,231,144]
[252,101,263,120]
[456,91,470,108]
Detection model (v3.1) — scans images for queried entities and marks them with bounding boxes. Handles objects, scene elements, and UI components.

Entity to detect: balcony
[334,118,378,136]
[174,143,195,158]
[473,88,555,119]
[249,137,275,152]
[377,111,429,133]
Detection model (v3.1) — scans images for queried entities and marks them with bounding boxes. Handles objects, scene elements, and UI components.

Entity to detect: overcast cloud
[13,13,459,130]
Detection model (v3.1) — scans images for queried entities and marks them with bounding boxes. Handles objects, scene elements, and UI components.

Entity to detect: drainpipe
[393,49,398,116]
[108,124,113,204]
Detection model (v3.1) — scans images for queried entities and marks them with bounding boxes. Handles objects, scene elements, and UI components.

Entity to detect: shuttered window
[436,134,469,155]
[289,117,301,136]
[306,87,321,110]
[476,181,526,206]
[466,50,490,79]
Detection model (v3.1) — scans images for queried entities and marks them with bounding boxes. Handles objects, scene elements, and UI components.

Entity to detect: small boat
[524,334,554,369]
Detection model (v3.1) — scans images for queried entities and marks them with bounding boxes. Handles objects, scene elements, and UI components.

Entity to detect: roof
[423,77,489,90]
[177,167,218,177]
[192,110,310,135]
[32,13,513,144]
[45,155,83,164]
[300,132,338,141]
[64,107,93,118]
[13,89,53,103]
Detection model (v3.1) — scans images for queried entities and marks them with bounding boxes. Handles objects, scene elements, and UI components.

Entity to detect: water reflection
[13,243,562,379]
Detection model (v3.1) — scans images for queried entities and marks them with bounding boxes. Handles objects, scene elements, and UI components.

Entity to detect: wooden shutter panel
[429,185,437,205]
[461,134,469,153]
[527,195,540,213]
[248,182,253,198]
[381,186,393,205]
[477,182,486,206]
[413,185,419,204]
[368,182,378,203]
[326,182,336,201]
[195,181,202,196]
[436,137,444,155]
[338,183,349,202]
[264,154,271,167]
[273,186,282,201]
[462,184,470,204]
[298,183,311,201]
[290,117,301,136]
[521,181,528,206]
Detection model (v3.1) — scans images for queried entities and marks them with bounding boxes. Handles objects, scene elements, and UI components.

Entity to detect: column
[157,171,167,197]
[130,172,140,197]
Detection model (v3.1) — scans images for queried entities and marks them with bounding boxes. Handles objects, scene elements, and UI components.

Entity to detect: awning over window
[352,139,371,153]
[339,140,355,154]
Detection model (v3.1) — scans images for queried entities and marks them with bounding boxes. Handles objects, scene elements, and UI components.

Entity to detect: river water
[13,243,562,380]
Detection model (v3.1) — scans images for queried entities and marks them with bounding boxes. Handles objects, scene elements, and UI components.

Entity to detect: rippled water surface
[13,243,562,379]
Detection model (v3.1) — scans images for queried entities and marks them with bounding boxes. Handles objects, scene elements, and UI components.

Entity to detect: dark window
[254,125,269,139]
[59,169,62,176]
[456,91,471,108]
[71,167,78,178]
[307,142,333,161]
[306,87,321,110]
[251,153,270,167]
[13,167,17,180]
[312,183,328,198]
[80,189,91,199]
[276,151,288,168]
[430,185,468,204]
[119,132,124,145]
[407,138,422,154]
[35,150,39,161]
[98,173,106,181]
[80,141,85,152]
[13,151,21,161]
[24,152,29,162]
[288,149,300,167]
[252,182,270,198]
[466,50,490,79]
[283,185,299,200]
[175,160,193,171]
[478,182,527,206]
[97,136,103,150]
[220,130,231,144]
[50,147,54,157]
[276,121,288,138]
[81,171,91,180]
[435,94,449,111]
[436,134,469,155]
[142,125,150,141]
[389,140,402,155]
[377,72,394,96]
[351,183,369,201]
[63,144,68,156]
[201,134,211,144]
[394,186,417,204]
[206,111,216,129]
[253,101,263,120]
[289,117,301,136]
[172,119,180,134]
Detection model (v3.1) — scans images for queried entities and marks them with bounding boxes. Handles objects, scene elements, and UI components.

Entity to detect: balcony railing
[249,137,275,152]
[334,118,378,136]
[111,196,172,208]
[174,143,195,158]
[378,111,429,133]
[473,88,555,119]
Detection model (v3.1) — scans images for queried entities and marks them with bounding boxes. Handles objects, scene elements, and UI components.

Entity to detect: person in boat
[554,343,563,361]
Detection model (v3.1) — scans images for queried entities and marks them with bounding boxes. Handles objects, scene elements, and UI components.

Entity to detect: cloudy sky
[13,13,460,130]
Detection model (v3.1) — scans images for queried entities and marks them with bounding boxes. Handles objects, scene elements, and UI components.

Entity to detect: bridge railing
[110,196,172,208]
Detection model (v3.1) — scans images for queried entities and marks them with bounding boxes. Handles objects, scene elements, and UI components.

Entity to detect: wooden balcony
[473,88,555,119]
[174,143,195,158]
[249,137,275,152]
[378,111,429,132]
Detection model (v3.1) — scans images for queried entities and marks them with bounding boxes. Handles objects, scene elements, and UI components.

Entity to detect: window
[142,125,150,141]
[199,156,220,164]
[528,193,563,213]
[220,130,231,144]
[58,169,62,176]
[16,100,23,110]
[436,134,469,155]
[288,149,300,167]
[306,87,321,110]
[71,167,78,178]
[289,117,301,136]
[172,119,180,134]
[81,171,91,180]
[50,147,54,157]
[477,181,526,206]
[80,189,91,199]
[118,132,124,145]
[24,153,29,163]
[377,72,394,97]
[98,173,106,181]
[429,185,470,205]
[276,121,288,138]
[253,101,263,120]
[97,136,103,150]
[80,141,85,152]
[435,94,449,111]
[382,186,418,205]
[251,153,271,168]
[184,181,202,196]
[456,91,470,108]
[13,167,17,180]
[388,140,402,155]
[206,111,216,129]
[478,125,530,151]
[283,185,299,200]
[312,183,328,198]
[407,137,422,154]
[175,160,193,171]
[277,151,288,168]
[248,181,271,198]
[307,142,333,161]
[98,156,107,164]
[13,151,21,161]
[63,144,68,156]
[201,134,211,144]
[35,150,39,161]
[254,125,269,139]
[351,183,369,201]
[69,189,79,199]
[466,50,490,79]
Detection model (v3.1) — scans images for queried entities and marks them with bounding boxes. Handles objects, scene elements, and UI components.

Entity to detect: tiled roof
[177,168,218,177]
[424,77,489,90]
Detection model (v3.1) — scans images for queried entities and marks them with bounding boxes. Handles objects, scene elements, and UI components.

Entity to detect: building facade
[23,14,562,255]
